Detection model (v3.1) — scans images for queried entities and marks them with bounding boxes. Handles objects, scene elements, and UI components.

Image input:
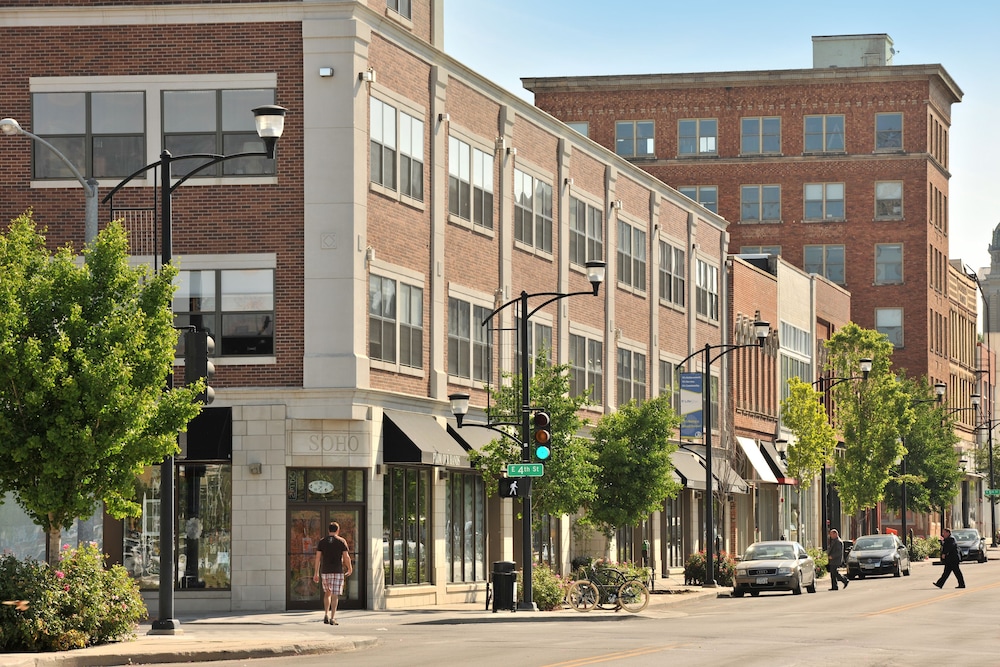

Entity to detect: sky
[444,0,1000,272]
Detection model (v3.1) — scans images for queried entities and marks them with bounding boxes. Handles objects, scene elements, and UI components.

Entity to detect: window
[659,360,681,413]
[445,472,486,583]
[617,220,647,291]
[566,122,589,137]
[569,333,603,404]
[779,322,812,402]
[678,186,718,214]
[174,269,274,357]
[741,185,781,223]
[449,136,493,228]
[387,0,411,19]
[448,297,492,382]
[615,120,654,158]
[369,97,396,189]
[679,119,717,155]
[569,197,604,267]
[876,307,903,347]
[740,245,781,256]
[804,183,845,221]
[369,275,423,368]
[398,112,424,200]
[804,115,845,152]
[514,318,553,378]
[803,245,845,284]
[876,113,903,150]
[741,117,781,154]
[617,348,647,405]
[710,376,719,430]
[875,244,903,284]
[164,88,276,177]
[513,169,553,251]
[370,98,423,199]
[658,241,685,307]
[695,259,719,320]
[32,91,145,179]
[384,466,430,585]
[876,181,903,219]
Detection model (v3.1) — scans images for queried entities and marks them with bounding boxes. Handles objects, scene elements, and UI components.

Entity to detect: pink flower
[62,544,70,551]
[55,571,65,579]
[63,585,70,592]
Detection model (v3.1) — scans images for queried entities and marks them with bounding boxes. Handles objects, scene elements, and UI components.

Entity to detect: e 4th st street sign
[506,463,544,477]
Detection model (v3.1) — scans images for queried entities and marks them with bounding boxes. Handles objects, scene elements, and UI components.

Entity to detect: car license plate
[755,577,768,585]
[862,564,876,569]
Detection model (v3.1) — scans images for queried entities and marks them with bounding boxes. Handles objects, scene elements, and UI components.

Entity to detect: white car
[733,540,817,597]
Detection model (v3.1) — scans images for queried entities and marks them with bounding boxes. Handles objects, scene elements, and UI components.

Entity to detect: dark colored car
[733,540,817,597]
[846,534,911,579]
[952,528,988,563]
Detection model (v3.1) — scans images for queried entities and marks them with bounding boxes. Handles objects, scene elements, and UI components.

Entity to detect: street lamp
[102,104,287,634]
[677,316,769,587]
[450,259,606,610]
[1,117,100,244]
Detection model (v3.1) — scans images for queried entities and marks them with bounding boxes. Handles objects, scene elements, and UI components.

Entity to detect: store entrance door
[287,505,364,610]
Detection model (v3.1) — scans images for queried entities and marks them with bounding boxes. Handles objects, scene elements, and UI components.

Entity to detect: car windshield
[952,530,978,541]
[745,544,795,561]
[854,537,893,550]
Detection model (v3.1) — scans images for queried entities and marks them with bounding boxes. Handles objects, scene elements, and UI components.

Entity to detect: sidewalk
[0,582,716,667]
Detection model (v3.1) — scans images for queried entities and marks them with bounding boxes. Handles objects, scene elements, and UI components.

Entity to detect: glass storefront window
[445,472,486,583]
[383,466,430,585]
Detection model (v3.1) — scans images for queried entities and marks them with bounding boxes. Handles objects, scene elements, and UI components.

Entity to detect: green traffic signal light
[533,411,551,461]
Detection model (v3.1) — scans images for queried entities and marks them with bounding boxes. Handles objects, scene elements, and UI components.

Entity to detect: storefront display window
[445,472,485,582]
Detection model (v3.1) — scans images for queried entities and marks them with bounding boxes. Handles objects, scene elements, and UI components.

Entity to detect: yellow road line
[866,580,1000,616]
[545,643,687,667]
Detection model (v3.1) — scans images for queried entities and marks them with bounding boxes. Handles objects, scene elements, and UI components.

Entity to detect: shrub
[531,563,567,611]
[684,550,736,586]
[0,543,146,652]
[909,535,938,561]
[808,547,828,577]
[570,555,593,572]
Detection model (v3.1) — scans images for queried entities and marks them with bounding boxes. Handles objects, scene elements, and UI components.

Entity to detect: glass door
[287,505,364,610]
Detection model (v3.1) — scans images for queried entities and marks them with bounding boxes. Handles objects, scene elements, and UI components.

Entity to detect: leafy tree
[584,395,682,534]
[0,213,204,565]
[469,354,597,520]
[825,323,913,522]
[780,377,837,490]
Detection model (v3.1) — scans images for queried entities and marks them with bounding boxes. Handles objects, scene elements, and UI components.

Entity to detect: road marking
[865,580,1000,616]
[545,643,688,666]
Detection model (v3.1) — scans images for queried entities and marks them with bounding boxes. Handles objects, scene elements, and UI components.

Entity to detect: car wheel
[750,591,760,597]
[732,586,745,598]
[847,573,856,580]
[806,576,817,594]
[903,563,911,576]
[792,574,803,595]
[893,560,902,577]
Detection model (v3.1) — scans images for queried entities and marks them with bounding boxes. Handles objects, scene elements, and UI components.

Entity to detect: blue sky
[444,0,1000,272]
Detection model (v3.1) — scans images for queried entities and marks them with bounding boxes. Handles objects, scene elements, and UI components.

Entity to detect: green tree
[0,213,204,565]
[469,355,597,520]
[825,323,913,524]
[780,377,837,490]
[584,395,682,534]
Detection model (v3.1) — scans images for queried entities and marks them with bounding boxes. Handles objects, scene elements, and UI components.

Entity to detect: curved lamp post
[102,104,287,634]
[1,117,100,244]
[450,259,606,610]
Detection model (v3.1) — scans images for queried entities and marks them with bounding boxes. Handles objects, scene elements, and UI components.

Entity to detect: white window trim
[512,159,555,258]
[369,84,427,210]
[447,285,494,388]
[447,124,496,237]
[615,212,647,295]
[369,259,427,377]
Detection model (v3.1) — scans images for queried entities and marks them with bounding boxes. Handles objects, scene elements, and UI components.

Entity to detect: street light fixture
[677,315,769,587]
[1,117,100,244]
[102,104,287,634]
[450,259,606,610]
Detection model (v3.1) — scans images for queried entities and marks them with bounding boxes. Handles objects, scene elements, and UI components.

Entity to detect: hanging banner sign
[680,372,704,438]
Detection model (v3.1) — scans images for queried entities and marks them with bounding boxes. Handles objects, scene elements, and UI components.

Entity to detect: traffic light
[184,329,215,404]
[532,411,551,461]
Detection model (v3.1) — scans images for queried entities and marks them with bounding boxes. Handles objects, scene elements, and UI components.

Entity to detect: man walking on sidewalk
[313,522,353,625]
[827,529,850,590]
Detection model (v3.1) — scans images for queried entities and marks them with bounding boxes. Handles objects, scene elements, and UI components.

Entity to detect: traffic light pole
[518,288,535,610]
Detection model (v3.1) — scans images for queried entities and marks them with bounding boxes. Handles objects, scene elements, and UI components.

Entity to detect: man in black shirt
[313,521,353,625]
[934,527,965,589]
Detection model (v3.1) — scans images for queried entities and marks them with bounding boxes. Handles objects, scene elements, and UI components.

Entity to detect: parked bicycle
[567,565,649,613]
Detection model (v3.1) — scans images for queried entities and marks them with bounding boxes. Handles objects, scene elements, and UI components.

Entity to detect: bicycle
[567,565,649,613]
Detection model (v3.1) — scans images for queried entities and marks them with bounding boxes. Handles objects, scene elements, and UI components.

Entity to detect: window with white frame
[617,220,647,291]
[741,185,781,223]
[387,0,411,19]
[398,112,424,200]
[444,471,486,584]
[876,307,903,347]
[679,118,717,155]
[615,120,654,158]
[780,321,813,402]
[174,268,274,357]
[448,297,492,382]
[566,121,589,137]
[448,136,493,228]
[875,112,903,150]
[568,196,604,267]
[617,347,647,405]
[803,245,845,284]
[569,333,603,404]
[741,117,781,154]
[695,259,719,320]
[804,114,845,152]
[513,168,553,251]
[370,97,397,190]
[678,186,718,214]
[875,181,903,219]
[875,243,903,284]
[369,274,423,368]
[514,318,553,377]
[164,88,277,178]
[658,240,685,307]
[659,359,681,413]
[803,183,845,221]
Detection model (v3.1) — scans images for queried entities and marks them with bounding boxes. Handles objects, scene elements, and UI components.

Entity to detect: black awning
[383,410,470,468]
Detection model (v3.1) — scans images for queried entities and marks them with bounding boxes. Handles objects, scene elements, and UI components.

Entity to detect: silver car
[733,540,817,597]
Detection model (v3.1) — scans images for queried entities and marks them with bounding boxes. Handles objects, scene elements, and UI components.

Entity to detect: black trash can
[491,561,518,613]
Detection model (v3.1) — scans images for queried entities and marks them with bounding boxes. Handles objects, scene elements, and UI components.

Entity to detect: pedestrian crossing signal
[532,411,551,461]
[499,477,526,497]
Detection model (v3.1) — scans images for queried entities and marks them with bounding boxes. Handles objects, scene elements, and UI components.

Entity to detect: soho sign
[291,431,367,455]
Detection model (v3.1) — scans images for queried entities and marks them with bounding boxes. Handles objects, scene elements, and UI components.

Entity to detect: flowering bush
[0,542,146,652]
[684,550,736,586]
[531,562,568,611]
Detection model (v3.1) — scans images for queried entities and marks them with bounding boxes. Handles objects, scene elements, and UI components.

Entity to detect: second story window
[803,183,845,221]
[175,268,274,357]
[875,243,903,284]
[398,112,424,201]
[876,307,903,347]
[617,220,647,291]
[616,348,647,405]
[803,244,845,285]
[695,259,718,321]
[876,112,903,150]
[449,137,494,228]
[513,169,552,252]
[569,333,603,404]
[370,97,397,190]
[615,120,654,158]
[741,185,781,223]
[658,241,685,307]
[659,360,681,413]
[804,114,845,152]
[448,297,492,382]
[569,197,604,267]
[679,186,718,214]
[679,119,717,155]
[369,275,423,369]
[741,117,781,154]
[515,318,553,377]
[875,181,903,219]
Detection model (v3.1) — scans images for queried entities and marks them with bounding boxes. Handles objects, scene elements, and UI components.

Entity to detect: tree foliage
[469,356,597,520]
[0,213,204,564]
[584,395,682,534]
[780,377,837,490]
